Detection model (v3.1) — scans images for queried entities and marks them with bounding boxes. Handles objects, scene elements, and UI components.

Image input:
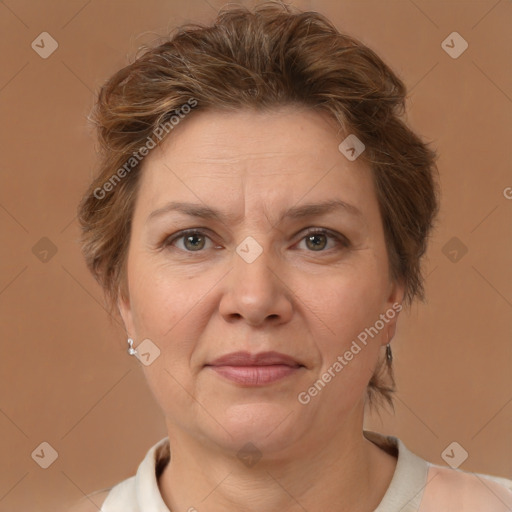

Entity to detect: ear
[117,283,136,339]
[381,278,405,346]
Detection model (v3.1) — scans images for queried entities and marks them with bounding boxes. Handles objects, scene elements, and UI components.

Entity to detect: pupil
[307,234,326,250]
[186,234,204,250]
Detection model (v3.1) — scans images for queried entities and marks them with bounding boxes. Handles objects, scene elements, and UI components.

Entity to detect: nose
[218,241,294,327]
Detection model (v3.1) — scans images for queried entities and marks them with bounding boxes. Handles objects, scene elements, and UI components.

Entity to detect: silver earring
[127,338,137,356]
[386,344,392,362]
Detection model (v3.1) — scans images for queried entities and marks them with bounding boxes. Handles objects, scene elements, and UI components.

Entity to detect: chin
[213,402,301,451]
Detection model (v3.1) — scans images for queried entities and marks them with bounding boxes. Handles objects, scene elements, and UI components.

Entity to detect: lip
[206,351,303,368]
[205,351,305,386]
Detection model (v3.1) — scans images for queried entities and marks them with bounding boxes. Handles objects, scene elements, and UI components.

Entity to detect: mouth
[205,351,306,386]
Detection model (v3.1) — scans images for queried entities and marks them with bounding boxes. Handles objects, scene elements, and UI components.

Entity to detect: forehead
[152,107,352,169]
[136,107,377,218]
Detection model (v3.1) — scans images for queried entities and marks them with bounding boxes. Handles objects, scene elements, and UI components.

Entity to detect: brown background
[0,0,511,510]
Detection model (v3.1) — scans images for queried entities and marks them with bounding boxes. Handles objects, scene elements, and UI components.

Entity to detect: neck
[158,409,397,512]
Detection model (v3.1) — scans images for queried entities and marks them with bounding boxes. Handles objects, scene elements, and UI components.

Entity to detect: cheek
[127,267,209,414]
[304,288,384,408]
[304,264,387,378]
[127,252,208,337]
[127,260,222,393]
[314,265,386,333]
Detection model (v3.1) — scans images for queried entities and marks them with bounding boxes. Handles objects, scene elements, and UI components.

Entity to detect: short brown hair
[78,2,439,409]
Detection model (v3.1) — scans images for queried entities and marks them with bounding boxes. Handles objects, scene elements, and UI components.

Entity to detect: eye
[163,229,216,252]
[162,228,349,254]
[297,228,349,252]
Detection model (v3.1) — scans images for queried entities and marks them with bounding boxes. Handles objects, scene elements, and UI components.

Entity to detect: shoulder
[66,489,111,512]
[419,465,512,511]
[65,477,137,511]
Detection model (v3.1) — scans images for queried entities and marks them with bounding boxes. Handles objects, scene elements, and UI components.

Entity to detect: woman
[73,3,512,511]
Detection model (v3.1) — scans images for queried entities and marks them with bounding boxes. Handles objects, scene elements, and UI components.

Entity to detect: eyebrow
[146,199,363,225]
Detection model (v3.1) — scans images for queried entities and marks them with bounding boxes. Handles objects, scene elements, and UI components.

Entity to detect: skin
[118,106,405,512]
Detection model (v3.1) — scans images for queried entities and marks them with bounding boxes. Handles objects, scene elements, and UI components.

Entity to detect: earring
[386,344,393,362]
[127,338,137,356]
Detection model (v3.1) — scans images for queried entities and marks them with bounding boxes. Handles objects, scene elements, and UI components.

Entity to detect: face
[119,107,404,456]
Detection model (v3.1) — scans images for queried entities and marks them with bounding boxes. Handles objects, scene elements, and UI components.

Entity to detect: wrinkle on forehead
[136,108,375,231]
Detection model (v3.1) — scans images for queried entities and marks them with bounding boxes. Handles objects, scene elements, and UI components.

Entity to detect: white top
[80,431,512,511]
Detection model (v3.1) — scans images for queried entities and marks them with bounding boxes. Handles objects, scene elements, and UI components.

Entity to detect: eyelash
[162,227,350,253]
